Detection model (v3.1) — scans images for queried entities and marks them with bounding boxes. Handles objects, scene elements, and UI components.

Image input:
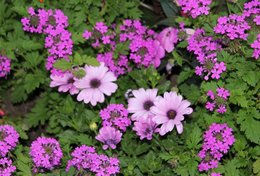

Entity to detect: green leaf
[82,55,100,66]
[11,6,28,16]
[253,159,260,175]
[186,126,202,150]
[24,71,46,94]
[178,68,194,84]
[224,160,240,176]
[160,0,179,18]
[53,59,73,71]
[172,50,183,66]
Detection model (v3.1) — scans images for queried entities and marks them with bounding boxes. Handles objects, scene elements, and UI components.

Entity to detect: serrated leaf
[53,59,73,71]
[82,55,100,66]
[186,126,202,149]
[160,0,179,18]
[178,68,194,84]
[253,159,260,174]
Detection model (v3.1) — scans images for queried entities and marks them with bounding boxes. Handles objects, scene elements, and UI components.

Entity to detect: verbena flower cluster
[214,14,251,40]
[176,0,212,18]
[188,29,226,80]
[205,88,230,114]
[0,55,11,78]
[128,88,193,138]
[30,137,63,172]
[243,0,260,26]
[21,7,72,76]
[66,145,120,176]
[198,123,235,172]
[0,125,19,176]
[251,34,260,59]
[0,125,19,157]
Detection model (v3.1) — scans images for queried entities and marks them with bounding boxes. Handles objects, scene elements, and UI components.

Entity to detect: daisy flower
[127,88,159,121]
[151,91,193,135]
[74,63,118,106]
[50,72,79,95]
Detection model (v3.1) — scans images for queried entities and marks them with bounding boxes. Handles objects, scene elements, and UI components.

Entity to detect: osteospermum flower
[50,72,79,95]
[151,91,193,135]
[133,115,159,140]
[0,55,11,78]
[74,63,118,106]
[0,125,19,156]
[66,145,97,172]
[95,126,122,150]
[156,27,179,53]
[0,157,16,176]
[128,88,159,121]
[91,154,120,176]
[100,104,131,132]
[30,137,63,171]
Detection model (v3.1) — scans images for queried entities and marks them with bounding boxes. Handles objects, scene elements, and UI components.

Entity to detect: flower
[251,34,260,59]
[0,125,19,156]
[95,126,122,150]
[74,63,118,106]
[128,88,159,121]
[133,115,159,140]
[198,144,220,172]
[0,55,11,78]
[44,9,68,34]
[243,0,260,26]
[50,72,79,95]
[99,104,131,132]
[0,157,16,176]
[66,145,97,172]
[211,172,222,176]
[156,27,179,53]
[30,137,63,171]
[91,154,120,176]
[151,91,193,135]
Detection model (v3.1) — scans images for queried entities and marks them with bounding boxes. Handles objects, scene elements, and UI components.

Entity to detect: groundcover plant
[0,0,259,175]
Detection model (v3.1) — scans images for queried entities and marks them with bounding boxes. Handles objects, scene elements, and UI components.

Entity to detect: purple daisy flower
[74,63,118,106]
[127,88,160,121]
[95,126,122,150]
[151,91,193,135]
[50,72,79,95]
[30,137,63,171]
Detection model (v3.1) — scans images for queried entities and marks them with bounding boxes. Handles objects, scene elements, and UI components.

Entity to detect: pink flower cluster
[205,88,230,114]
[128,88,193,138]
[21,7,73,76]
[0,125,19,157]
[176,0,212,18]
[66,145,120,176]
[0,55,11,78]
[50,63,118,106]
[0,125,18,176]
[214,15,251,40]
[188,29,226,80]
[198,123,235,172]
[0,157,16,176]
[30,137,63,172]
[251,34,260,59]
[99,104,131,132]
[83,20,168,76]
[243,0,260,26]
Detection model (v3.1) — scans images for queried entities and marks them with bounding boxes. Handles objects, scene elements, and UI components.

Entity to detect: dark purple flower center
[144,128,152,135]
[167,110,177,119]
[48,15,56,26]
[90,78,101,88]
[67,77,74,84]
[53,35,61,44]
[204,60,214,71]
[143,100,154,111]
[30,16,40,26]
[105,139,117,145]
[205,152,212,162]
[101,160,110,168]
[92,30,102,39]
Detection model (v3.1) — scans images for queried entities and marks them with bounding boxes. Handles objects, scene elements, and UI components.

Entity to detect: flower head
[133,115,159,140]
[128,88,159,121]
[0,55,11,78]
[50,72,79,95]
[151,91,193,135]
[30,137,63,171]
[0,125,19,156]
[95,126,122,150]
[74,63,118,106]
[100,104,131,132]
[0,157,16,176]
